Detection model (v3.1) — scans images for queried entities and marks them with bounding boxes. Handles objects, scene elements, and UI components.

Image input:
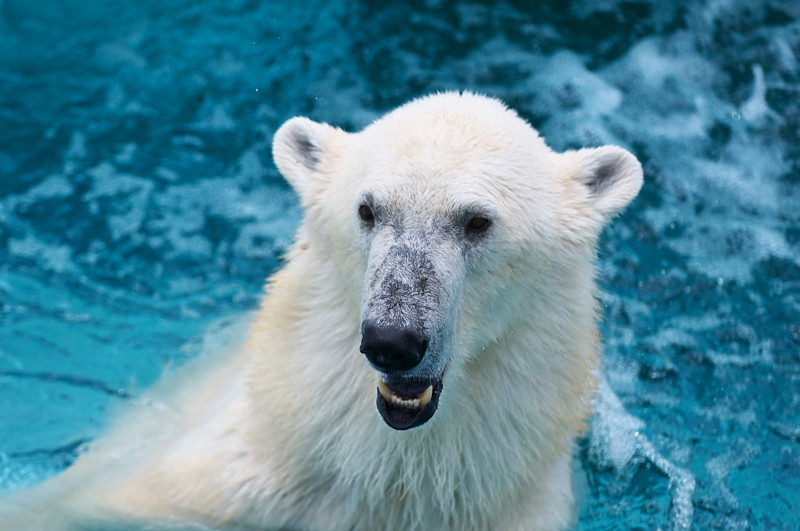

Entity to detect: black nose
[360,321,428,372]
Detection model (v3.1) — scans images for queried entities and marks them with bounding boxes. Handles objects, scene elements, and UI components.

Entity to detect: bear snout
[359,320,428,372]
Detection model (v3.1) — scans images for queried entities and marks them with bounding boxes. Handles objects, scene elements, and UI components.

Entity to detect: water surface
[1,1,798,528]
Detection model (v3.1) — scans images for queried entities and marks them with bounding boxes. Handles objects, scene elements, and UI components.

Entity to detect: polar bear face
[273,92,642,431]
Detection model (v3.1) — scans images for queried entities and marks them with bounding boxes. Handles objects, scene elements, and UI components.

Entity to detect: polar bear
[1,92,642,530]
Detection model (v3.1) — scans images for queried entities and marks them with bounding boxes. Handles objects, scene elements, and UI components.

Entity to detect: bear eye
[465,215,491,234]
[358,204,375,226]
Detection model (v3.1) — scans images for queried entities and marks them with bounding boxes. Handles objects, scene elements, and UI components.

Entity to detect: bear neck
[245,240,597,529]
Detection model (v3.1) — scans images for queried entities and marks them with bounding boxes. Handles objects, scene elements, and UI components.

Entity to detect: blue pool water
[1,0,798,528]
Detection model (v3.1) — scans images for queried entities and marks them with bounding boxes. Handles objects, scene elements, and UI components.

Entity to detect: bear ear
[272,117,343,197]
[576,145,643,219]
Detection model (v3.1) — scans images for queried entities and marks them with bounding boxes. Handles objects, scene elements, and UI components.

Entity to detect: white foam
[85,163,154,241]
[62,132,87,175]
[597,32,795,282]
[8,235,73,273]
[16,175,74,205]
[526,50,623,146]
[741,65,777,123]
[591,378,696,528]
[591,379,644,471]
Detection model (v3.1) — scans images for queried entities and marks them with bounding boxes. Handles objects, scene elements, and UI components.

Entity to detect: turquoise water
[1,0,798,528]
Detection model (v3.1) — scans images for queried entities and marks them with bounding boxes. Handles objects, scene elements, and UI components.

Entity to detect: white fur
[0,92,642,530]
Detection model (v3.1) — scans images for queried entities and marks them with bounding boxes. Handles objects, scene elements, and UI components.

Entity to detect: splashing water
[1,0,798,528]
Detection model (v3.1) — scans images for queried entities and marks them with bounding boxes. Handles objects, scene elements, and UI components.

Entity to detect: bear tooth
[377,380,433,410]
[418,385,433,407]
[377,380,393,403]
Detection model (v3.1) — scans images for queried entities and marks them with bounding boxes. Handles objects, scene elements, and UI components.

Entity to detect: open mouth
[376,377,443,430]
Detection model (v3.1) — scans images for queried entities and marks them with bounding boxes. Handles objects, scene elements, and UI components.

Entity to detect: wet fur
[0,92,642,530]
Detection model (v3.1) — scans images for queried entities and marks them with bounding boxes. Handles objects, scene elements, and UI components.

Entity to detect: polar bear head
[273,92,642,431]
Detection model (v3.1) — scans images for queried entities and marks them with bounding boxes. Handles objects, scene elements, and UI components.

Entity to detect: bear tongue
[377,380,433,410]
